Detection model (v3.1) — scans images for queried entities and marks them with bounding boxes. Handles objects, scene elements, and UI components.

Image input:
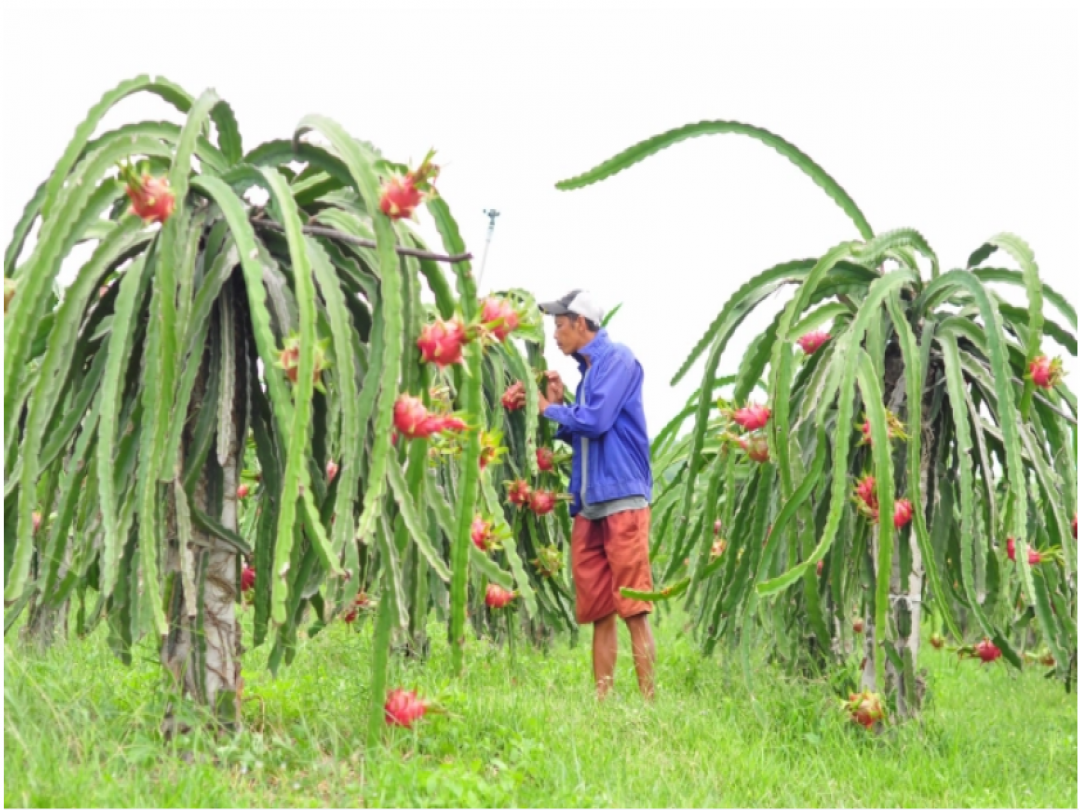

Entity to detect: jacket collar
[571,328,612,372]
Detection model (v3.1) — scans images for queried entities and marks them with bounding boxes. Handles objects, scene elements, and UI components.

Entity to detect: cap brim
[538,301,573,316]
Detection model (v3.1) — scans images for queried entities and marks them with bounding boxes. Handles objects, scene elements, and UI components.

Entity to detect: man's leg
[592,613,618,698]
[571,515,617,697]
[625,613,656,699]
[606,507,655,699]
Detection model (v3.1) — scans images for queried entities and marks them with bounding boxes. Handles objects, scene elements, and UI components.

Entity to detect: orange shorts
[570,508,654,625]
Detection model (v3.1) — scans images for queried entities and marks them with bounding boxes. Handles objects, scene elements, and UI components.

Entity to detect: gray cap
[537,289,604,324]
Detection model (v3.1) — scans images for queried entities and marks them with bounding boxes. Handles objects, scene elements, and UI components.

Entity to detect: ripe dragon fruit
[738,434,770,463]
[1073,513,1078,540]
[973,638,1002,664]
[796,330,831,355]
[732,403,771,431]
[326,459,339,483]
[892,498,914,529]
[1028,548,1044,566]
[120,163,175,224]
[32,511,42,533]
[816,559,824,577]
[384,688,428,727]
[417,317,468,368]
[854,474,878,512]
[480,297,521,342]
[378,151,439,221]
[471,515,494,552]
[853,618,865,634]
[506,478,532,508]
[379,176,424,220]
[237,484,250,499]
[502,387,525,411]
[529,489,557,516]
[241,565,256,593]
[393,394,431,438]
[713,519,722,535]
[342,591,372,624]
[485,583,516,609]
[1006,536,1017,562]
[536,447,555,472]
[1028,355,1064,390]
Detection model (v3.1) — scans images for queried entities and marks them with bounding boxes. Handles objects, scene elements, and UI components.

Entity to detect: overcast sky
[3,0,1077,438]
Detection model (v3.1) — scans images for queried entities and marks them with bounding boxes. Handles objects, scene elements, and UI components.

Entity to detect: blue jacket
[542,329,652,517]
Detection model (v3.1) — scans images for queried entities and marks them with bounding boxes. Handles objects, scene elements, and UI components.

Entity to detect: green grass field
[5,608,1077,808]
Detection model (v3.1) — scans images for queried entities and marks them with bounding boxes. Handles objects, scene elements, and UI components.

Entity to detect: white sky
[3,0,1077,438]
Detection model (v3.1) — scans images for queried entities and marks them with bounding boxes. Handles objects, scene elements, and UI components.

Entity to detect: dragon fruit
[973,638,1002,664]
[384,688,428,727]
[241,565,256,593]
[471,515,494,552]
[844,690,886,729]
[480,297,521,342]
[485,584,516,609]
[120,164,175,224]
[417,317,468,368]
[796,330,830,355]
[892,498,914,529]
[738,434,770,463]
[529,489,557,516]
[536,447,555,472]
[506,479,532,508]
[326,459,339,483]
[1028,355,1064,390]
[732,403,771,431]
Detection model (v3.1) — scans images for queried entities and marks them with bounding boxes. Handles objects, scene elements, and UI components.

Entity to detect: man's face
[552,314,587,355]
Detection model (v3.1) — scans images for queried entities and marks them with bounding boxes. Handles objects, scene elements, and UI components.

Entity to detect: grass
[4,607,1077,808]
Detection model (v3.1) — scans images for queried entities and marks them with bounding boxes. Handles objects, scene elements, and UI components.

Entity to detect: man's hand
[543,370,565,403]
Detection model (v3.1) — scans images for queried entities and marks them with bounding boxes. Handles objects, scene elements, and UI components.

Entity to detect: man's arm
[542,354,638,440]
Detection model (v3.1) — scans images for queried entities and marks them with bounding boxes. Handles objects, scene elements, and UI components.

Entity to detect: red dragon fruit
[714,519,722,535]
[738,434,770,463]
[973,638,1001,664]
[417,317,468,368]
[480,297,521,342]
[502,387,525,411]
[241,565,256,593]
[1073,513,1078,540]
[384,688,428,727]
[485,584,516,609]
[1006,537,1017,562]
[796,330,831,355]
[237,484,250,499]
[326,459,339,483]
[1028,548,1044,566]
[471,515,494,552]
[393,394,431,438]
[732,403,771,431]
[536,447,555,472]
[32,511,42,533]
[378,151,439,221]
[120,164,175,224]
[853,618,865,634]
[892,499,914,529]
[529,489,557,516]
[1028,355,1064,390]
[379,176,423,220]
[506,479,532,508]
[816,559,824,577]
[854,474,878,511]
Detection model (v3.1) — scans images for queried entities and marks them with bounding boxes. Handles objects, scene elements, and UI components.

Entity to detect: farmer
[506,289,655,699]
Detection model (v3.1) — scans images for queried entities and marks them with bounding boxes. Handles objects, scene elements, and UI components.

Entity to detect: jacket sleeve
[543,354,638,440]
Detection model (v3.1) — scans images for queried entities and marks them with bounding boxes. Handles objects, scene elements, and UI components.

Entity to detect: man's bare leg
[592,613,618,698]
[625,613,656,699]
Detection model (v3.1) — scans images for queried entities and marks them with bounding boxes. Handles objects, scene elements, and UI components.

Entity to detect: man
[507,289,655,699]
